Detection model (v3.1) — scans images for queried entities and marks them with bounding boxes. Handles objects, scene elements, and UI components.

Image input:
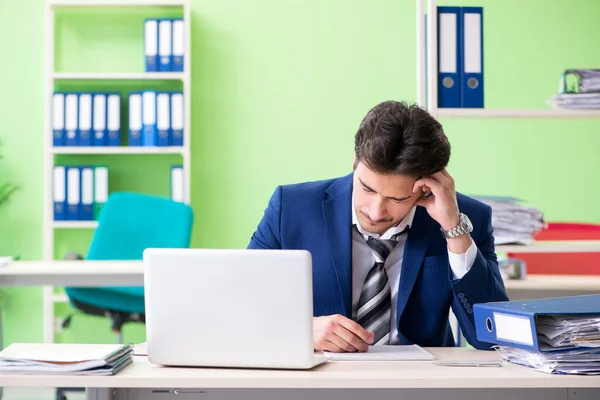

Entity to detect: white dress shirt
[351,203,477,344]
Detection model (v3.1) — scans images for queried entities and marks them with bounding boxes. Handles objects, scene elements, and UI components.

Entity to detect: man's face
[353,161,421,236]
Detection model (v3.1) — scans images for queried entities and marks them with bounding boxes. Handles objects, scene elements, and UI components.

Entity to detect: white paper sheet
[325,345,435,361]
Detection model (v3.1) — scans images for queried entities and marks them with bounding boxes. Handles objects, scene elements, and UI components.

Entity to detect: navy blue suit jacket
[247,173,509,349]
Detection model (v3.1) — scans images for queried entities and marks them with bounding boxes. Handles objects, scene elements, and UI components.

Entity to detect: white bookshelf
[42,0,192,343]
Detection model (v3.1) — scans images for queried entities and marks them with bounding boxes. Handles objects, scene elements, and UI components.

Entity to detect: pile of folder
[496,346,600,375]
[145,19,184,72]
[0,343,133,375]
[547,69,600,109]
[53,165,108,221]
[472,195,544,245]
[474,295,600,375]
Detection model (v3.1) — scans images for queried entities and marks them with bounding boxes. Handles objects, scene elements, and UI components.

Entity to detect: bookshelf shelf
[52,146,185,155]
[49,0,186,8]
[52,72,185,81]
[52,221,99,229]
[431,108,600,119]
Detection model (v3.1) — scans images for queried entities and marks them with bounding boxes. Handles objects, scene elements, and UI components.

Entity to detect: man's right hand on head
[313,315,374,352]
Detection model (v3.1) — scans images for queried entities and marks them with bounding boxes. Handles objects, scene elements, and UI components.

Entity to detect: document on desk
[0,343,133,375]
[325,345,435,361]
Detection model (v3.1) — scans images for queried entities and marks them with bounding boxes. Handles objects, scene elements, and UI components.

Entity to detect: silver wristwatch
[440,213,473,239]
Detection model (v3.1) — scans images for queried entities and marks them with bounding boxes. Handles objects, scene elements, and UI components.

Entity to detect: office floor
[2,388,85,400]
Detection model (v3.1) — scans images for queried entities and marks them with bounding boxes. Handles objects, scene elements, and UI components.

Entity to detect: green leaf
[0,182,17,206]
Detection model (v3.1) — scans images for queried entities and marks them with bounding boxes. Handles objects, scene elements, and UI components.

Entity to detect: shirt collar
[351,192,416,240]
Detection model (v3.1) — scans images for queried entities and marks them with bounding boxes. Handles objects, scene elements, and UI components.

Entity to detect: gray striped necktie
[356,226,408,345]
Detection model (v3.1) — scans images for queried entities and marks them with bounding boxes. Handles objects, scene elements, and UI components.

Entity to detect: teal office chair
[62,192,194,343]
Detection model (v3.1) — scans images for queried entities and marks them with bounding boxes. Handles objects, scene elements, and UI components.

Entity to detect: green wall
[0,0,599,346]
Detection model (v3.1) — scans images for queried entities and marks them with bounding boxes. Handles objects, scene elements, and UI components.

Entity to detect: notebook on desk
[0,343,133,375]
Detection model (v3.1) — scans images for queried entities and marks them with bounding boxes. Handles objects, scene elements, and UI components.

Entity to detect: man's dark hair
[354,101,450,177]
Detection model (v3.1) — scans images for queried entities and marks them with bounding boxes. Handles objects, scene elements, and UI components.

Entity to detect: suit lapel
[395,206,437,327]
[322,174,353,317]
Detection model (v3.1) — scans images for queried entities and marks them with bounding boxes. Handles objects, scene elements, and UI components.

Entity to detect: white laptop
[143,248,330,369]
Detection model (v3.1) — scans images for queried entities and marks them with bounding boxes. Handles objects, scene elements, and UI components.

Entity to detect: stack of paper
[536,314,600,350]
[547,69,600,109]
[0,343,133,375]
[495,346,600,375]
[472,196,544,245]
[547,92,600,109]
[324,345,435,361]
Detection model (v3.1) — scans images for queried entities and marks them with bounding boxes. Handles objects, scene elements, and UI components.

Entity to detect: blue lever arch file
[65,93,78,147]
[437,7,461,108]
[53,166,66,221]
[158,19,172,72]
[459,7,483,108]
[66,166,81,220]
[78,93,93,147]
[107,93,121,146]
[145,19,158,72]
[52,93,65,146]
[172,19,184,72]
[93,93,107,146]
[128,92,142,146]
[474,294,600,352]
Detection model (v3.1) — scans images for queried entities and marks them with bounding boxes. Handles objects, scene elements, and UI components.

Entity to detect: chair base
[68,298,145,333]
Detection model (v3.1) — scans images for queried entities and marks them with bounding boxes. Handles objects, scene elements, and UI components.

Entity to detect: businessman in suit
[248,101,508,352]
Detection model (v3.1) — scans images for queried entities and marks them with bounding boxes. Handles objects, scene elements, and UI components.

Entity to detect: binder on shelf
[80,167,94,221]
[53,166,66,221]
[170,165,184,202]
[78,93,92,147]
[473,294,600,353]
[171,92,184,146]
[172,19,184,72]
[142,91,157,146]
[158,19,172,72]
[107,93,121,146]
[66,166,81,220]
[145,19,158,72]
[93,166,108,220]
[437,6,461,108]
[64,93,78,147]
[156,92,171,146]
[52,93,65,147]
[92,93,107,146]
[459,7,483,108]
[128,93,142,146]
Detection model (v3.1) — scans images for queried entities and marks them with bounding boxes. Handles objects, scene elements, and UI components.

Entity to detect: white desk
[1,261,599,298]
[0,260,143,287]
[1,348,599,400]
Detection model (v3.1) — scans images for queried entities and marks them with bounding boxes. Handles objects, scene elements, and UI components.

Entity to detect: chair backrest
[87,192,194,260]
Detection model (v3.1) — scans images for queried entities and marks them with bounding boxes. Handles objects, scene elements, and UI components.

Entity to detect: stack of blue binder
[128,91,184,147]
[436,6,484,108]
[144,18,184,72]
[53,92,121,147]
[53,165,108,221]
[474,295,600,375]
